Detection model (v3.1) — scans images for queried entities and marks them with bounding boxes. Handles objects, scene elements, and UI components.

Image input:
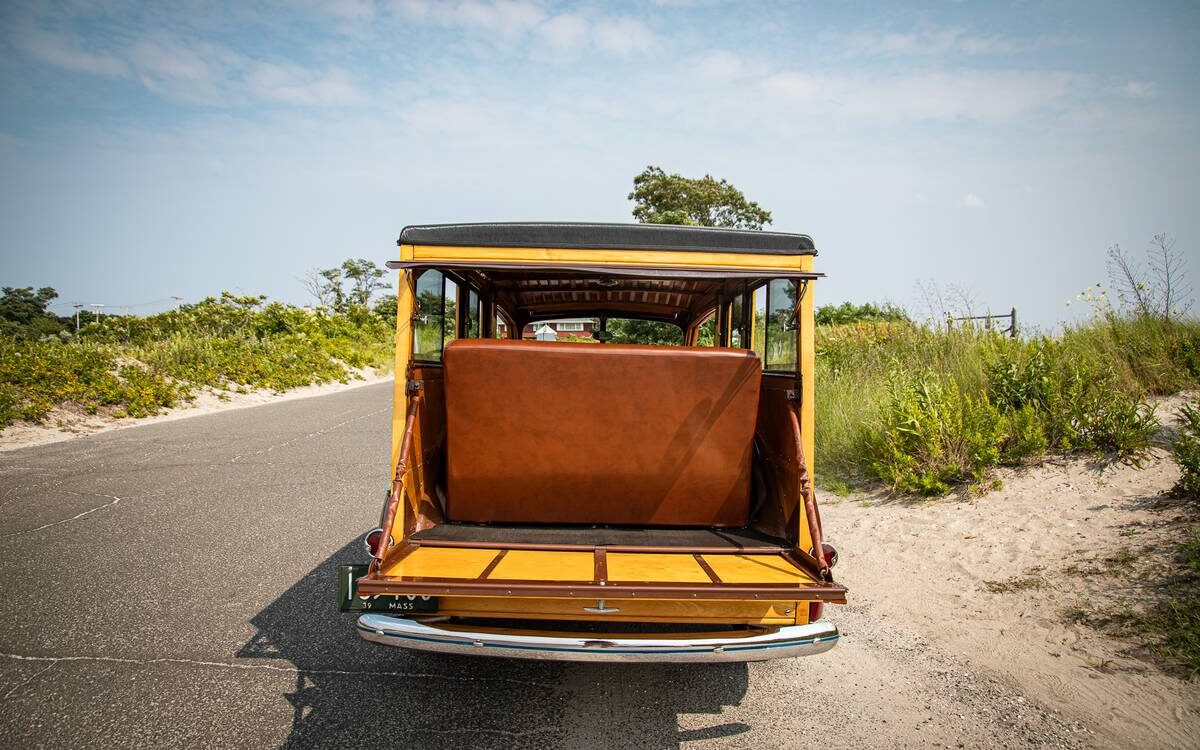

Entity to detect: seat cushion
[442,339,760,527]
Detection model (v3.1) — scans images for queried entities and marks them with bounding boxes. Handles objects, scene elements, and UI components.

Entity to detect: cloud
[537,13,589,51]
[9,21,365,108]
[390,0,655,57]
[592,16,655,56]
[961,192,986,208]
[1118,80,1156,99]
[247,63,364,106]
[12,25,127,78]
[761,71,819,100]
[830,26,1024,58]
[758,68,1081,122]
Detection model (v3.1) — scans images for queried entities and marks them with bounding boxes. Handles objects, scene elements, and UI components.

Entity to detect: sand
[0,370,393,453]
[821,394,1199,748]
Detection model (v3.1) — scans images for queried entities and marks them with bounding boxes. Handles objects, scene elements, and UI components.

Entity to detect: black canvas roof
[398,222,816,256]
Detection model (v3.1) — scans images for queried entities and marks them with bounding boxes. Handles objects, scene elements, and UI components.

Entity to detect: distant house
[494,317,596,341]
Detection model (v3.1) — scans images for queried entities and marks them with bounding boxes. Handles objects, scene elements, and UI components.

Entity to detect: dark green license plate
[337,564,439,614]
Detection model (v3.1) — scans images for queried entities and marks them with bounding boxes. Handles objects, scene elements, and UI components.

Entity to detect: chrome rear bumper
[356,614,839,663]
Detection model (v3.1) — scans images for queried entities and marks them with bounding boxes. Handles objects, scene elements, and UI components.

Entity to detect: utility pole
[72,303,83,333]
[171,296,183,310]
[90,303,104,321]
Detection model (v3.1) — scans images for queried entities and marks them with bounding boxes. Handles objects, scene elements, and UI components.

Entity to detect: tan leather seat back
[443,339,760,527]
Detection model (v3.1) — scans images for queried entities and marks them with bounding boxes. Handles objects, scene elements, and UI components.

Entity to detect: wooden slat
[693,553,722,583]
[477,549,508,581]
[594,547,608,584]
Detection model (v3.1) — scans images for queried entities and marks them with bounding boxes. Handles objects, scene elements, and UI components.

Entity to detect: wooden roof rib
[494,276,717,323]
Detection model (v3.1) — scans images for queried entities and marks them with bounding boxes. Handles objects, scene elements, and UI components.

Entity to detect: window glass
[694,312,717,347]
[466,288,481,338]
[413,270,446,361]
[728,294,744,348]
[764,279,799,372]
[494,313,509,339]
[603,318,681,345]
[751,285,767,360]
[443,280,458,347]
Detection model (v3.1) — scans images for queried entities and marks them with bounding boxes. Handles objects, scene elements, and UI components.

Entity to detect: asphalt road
[0,382,1087,749]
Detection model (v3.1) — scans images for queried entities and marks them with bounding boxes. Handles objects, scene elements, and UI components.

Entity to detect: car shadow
[238,540,750,749]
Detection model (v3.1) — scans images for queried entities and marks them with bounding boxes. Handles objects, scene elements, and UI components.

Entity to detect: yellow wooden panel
[382,547,498,579]
[703,554,812,584]
[403,244,813,272]
[606,553,712,583]
[489,550,595,582]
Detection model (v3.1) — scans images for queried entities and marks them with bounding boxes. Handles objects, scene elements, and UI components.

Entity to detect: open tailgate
[355,540,846,603]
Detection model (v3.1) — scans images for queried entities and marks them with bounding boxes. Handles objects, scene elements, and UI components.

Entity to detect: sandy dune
[821,409,1199,747]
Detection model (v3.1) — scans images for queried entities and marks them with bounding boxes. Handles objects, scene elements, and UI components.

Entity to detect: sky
[1,0,1197,329]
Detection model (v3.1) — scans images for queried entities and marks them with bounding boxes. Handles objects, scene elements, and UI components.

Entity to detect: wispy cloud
[961,193,986,208]
[759,68,1082,122]
[389,0,655,57]
[13,24,127,78]
[8,17,366,108]
[1118,80,1157,99]
[828,25,1026,58]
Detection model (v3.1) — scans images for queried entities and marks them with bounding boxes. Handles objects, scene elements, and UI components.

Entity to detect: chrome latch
[583,599,621,614]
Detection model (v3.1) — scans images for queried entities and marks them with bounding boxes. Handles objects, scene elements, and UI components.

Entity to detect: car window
[414,270,447,361]
[764,279,799,372]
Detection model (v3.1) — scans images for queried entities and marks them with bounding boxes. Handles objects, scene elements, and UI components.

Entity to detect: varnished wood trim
[356,576,847,603]
[380,541,421,569]
[476,549,508,581]
[411,538,788,555]
[693,553,722,583]
[594,547,608,584]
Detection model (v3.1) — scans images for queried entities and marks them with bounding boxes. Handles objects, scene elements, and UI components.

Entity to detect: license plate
[337,564,439,614]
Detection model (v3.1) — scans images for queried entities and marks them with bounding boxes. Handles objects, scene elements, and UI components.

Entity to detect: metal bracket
[406,380,423,396]
[785,389,801,402]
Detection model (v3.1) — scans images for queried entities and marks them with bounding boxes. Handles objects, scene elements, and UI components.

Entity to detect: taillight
[808,602,824,621]
[364,528,390,557]
[821,543,838,568]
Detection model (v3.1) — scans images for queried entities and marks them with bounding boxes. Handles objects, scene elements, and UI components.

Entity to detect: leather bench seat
[442,339,761,527]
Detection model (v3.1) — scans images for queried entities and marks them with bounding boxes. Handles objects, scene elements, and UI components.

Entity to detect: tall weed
[816,316,1182,494]
[1173,400,1200,498]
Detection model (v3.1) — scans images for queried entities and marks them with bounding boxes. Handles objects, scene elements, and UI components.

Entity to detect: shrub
[864,373,1004,495]
[0,293,394,429]
[1000,404,1049,463]
[816,315,1176,494]
[1174,400,1200,498]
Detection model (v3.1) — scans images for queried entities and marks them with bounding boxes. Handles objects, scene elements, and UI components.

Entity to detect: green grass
[1173,398,1200,498]
[0,294,393,428]
[1073,533,1200,679]
[815,315,1198,494]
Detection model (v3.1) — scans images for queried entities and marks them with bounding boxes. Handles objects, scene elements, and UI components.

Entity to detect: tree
[303,260,389,312]
[605,318,684,346]
[815,301,910,326]
[301,268,345,310]
[628,166,773,229]
[373,294,398,322]
[0,286,66,338]
[618,166,773,345]
[1107,233,1191,321]
[341,258,390,307]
